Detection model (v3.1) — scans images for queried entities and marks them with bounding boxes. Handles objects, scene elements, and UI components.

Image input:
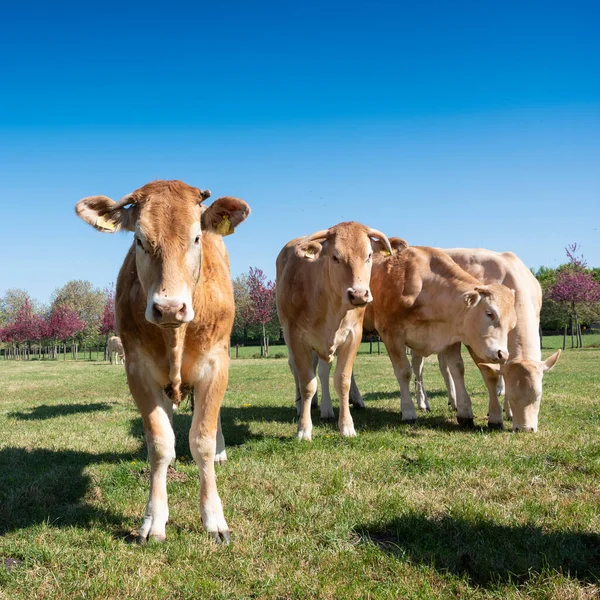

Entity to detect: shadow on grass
[8,402,114,421]
[127,401,489,460]
[362,389,449,402]
[0,447,140,536]
[358,513,600,587]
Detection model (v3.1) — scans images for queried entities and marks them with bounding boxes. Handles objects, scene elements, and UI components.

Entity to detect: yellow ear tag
[305,248,315,259]
[96,215,116,231]
[380,248,391,256]
[216,215,234,236]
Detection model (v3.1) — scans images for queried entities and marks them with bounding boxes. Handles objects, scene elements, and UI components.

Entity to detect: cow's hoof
[487,421,504,431]
[340,424,357,437]
[457,417,474,428]
[214,450,227,464]
[296,427,312,441]
[137,531,165,545]
[208,530,231,544]
[401,418,417,425]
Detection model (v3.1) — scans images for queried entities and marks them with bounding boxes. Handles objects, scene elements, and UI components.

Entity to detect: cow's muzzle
[150,299,191,327]
[347,287,372,307]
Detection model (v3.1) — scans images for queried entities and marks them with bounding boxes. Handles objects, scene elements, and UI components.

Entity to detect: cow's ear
[463,290,481,307]
[542,350,561,372]
[478,362,501,377]
[295,240,326,260]
[202,196,250,236]
[371,236,408,256]
[75,195,138,233]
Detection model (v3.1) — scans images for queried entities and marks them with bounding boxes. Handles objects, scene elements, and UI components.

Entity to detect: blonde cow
[412,248,561,431]
[276,221,392,440]
[363,242,518,426]
[107,335,125,365]
[76,180,250,544]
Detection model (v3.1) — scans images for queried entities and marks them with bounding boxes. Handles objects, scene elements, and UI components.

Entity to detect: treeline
[0,281,115,359]
[2,245,599,359]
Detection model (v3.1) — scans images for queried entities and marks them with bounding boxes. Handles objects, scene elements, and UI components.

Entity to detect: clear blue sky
[1,0,598,305]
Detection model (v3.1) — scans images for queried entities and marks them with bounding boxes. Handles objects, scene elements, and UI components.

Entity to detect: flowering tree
[46,304,85,358]
[0,295,45,358]
[550,243,600,347]
[100,285,116,337]
[246,267,276,357]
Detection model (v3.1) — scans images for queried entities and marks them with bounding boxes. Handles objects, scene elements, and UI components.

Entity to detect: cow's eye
[194,235,201,245]
[486,311,494,319]
[332,255,340,263]
[366,253,373,263]
[136,238,143,249]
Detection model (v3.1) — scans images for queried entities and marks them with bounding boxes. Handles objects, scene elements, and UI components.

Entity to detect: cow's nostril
[498,350,505,361]
[177,303,187,319]
[348,291,356,301]
[152,303,163,321]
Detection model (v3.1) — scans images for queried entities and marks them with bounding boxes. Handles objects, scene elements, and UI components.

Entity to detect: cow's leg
[288,348,303,416]
[411,352,430,411]
[385,338,417,423]
[496,375,505,397]
[311,351,319,408]
[128,373,176,543]
[214,409,227,464]
[438,348,458,410]
[334,333,361,437]
[318,358,334,419]
[478,364,503,429]
[441,346,474,427]
[504,396,513,420]
[109,351,113,365]
[190,350,230,543]
[349,371,365,408]
[291,342,317,441]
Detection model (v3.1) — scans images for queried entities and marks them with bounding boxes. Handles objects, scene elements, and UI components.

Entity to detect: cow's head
[462,284,517,363]
[75,180,250,328]
[294,221,392,308]
[479,350,560,432]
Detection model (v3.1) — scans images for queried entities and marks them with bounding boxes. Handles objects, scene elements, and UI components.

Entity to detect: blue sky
[1,0,599,304]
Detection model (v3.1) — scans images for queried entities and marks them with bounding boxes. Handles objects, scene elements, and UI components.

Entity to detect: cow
[75,179,250,544]
[107,335,125,365]
[276,221,392,440]
[362,242,518,426]
[411,249,560,431]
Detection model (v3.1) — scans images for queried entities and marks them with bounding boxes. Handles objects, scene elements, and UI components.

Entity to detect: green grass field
[0,338,598,599]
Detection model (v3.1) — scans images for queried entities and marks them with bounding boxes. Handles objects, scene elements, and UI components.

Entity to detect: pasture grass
[0,340,598,599]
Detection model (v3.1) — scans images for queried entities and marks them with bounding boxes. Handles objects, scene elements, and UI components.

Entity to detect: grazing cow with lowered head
[411,248,560,431]
[107,335,125,365]
[76,180,250,543]
[364,242,517,426]
[276,221,392,440]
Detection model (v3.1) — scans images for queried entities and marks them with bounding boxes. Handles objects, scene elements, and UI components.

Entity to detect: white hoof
[296,426,312,441]
[340,423,357,437]
[214,450,227,464]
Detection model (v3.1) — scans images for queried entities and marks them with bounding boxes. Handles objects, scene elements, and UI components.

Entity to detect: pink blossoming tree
[550,243,600,348]
[246,267,276,357]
